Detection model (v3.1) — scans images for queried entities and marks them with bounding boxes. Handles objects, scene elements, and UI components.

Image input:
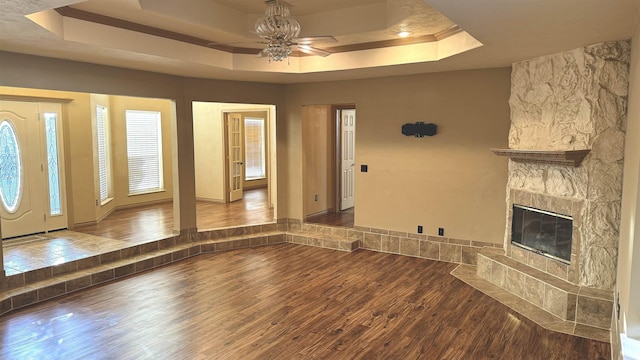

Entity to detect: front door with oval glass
[0,101,67,239]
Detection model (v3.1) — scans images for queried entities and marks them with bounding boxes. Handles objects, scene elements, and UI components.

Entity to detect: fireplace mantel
[490,148,590,167]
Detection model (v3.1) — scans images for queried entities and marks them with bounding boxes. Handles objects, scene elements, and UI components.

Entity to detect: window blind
[96,105,110,201]
[126,110,163,194]
[244,118,266,180]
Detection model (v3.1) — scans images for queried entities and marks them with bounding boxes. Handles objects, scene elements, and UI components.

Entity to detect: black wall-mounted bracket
[402,122,437,138]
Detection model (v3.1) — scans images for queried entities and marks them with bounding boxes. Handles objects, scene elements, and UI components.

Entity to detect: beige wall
[193,101,225,201]
[0,87,97,225]
[617,18,640,342]
[0,87,174,226]
[0,52,286,231]
[0,52,287,231]
[0,51,510,245]
[109,95,174,208]
[302,105,334,217]
[287,68,512,243]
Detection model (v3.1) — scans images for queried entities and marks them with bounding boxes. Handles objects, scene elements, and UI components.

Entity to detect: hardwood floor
[74,187,274,243]
[3,188,273,275]
[306,209,354,228]
[195,187,274,230]
[74,202,175,244]
[0,244,610,359]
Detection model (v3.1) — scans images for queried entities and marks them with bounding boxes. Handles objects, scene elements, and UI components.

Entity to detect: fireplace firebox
[511,204,572,264]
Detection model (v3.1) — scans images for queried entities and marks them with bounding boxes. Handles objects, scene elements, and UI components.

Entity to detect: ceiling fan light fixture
[254,14,300,42]
[255,1,301,61]
[263,41,293,62]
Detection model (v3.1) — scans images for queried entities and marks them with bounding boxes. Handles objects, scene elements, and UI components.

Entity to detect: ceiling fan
[253,0,337,62]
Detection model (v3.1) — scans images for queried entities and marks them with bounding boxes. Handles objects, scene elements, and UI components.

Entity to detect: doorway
[339,108,356,211]
[302,105,355,228]
[192,102,277,230]
[225,112,244,202]
[225,114,270,204]
[0,100,68,239]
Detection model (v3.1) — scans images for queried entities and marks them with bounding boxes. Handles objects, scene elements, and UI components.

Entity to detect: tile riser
[0,221,504,317]
[1,231,287,316]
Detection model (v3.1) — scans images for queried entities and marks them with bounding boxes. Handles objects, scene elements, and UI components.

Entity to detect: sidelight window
[44,112,62,215]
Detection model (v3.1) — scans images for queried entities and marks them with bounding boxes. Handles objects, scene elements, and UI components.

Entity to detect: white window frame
[244,117,266,181]
[96,105,112,204]
[125,110,164,195]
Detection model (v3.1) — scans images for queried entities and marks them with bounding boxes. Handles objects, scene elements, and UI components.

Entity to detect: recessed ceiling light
[398,31,411,38]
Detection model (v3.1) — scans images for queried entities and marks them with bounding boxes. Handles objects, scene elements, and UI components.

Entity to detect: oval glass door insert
[0,119,22,212]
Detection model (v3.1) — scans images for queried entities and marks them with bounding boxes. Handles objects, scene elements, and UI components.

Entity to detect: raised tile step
[0,230,286,316]
[287,229,360,252]
[4,228,286,291]
[199,231,287,252]
[477,249,613,331]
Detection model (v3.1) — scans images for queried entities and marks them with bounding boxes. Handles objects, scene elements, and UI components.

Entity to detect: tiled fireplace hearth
[476,189,614,337]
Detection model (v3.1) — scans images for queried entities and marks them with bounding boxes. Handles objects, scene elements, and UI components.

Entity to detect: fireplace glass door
[511,204,572,264]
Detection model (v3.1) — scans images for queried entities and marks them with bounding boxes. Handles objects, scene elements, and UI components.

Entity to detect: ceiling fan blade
[294,36,337,45]
[295,45,331,57]
[206,40,263,47]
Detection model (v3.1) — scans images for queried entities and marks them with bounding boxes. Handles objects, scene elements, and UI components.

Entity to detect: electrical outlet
[314,194,319,201]
[438,227,444,236]
[417,225,423,234]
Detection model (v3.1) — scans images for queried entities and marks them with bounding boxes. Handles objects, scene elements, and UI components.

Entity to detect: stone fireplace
[468,40,630,339]
[505,40,629,291]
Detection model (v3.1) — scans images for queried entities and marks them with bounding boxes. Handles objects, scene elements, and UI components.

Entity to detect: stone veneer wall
[507,41,630,290]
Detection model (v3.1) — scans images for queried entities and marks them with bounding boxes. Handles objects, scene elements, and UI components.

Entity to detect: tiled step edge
[3,223,286,291]
[288,220,504,264]
[451,264,610,343]
[0,231,286,317]
[287,230,359,252]
[476,249,613,334]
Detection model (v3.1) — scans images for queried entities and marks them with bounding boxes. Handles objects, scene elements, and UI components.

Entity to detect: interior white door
[227,113,244,202]
[340,109,356,210]
[0,101,48,238]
